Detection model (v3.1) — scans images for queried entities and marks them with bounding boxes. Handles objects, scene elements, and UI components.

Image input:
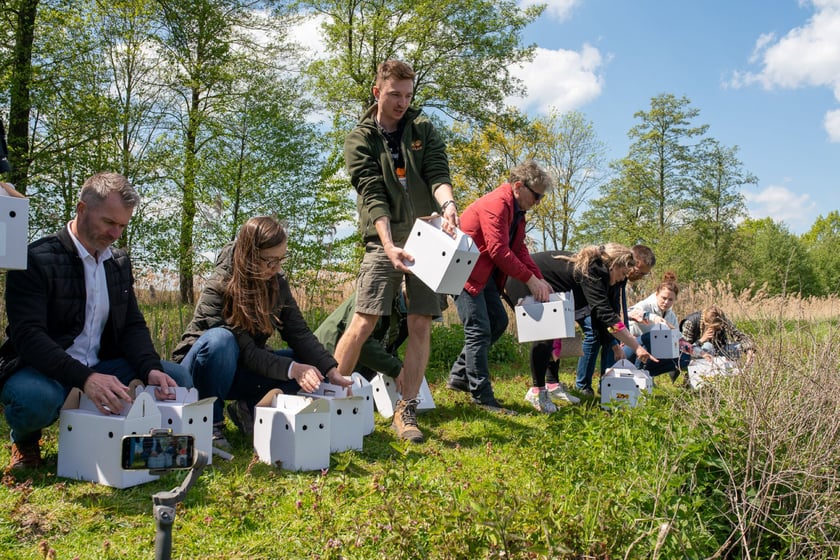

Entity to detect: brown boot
[8,440,42,471]
[392,399,424,443]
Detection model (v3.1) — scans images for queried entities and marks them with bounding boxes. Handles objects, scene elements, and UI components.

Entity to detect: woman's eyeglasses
[259,255,286,268]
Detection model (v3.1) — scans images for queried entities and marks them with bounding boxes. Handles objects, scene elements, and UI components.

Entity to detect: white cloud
[731,0,840,140]
[506,44,605,114]
[519,0,580,21]
[288,14,329,60]
[825,108,840,140]
[743,184,817,232]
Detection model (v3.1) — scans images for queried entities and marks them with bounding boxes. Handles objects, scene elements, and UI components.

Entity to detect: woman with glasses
[505,244,658,413]
[172,216,350,448]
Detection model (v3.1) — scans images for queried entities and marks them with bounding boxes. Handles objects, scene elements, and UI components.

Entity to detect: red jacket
[460,183,542,296]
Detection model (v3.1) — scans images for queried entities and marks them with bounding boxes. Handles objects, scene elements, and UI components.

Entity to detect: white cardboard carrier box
[350,373,375,435]
[299,382,365,453]
[57,389,161,488]
[600,360,653,409]
[370,372,435,419]
[687,357,740,389]
[0,195,29,270]
[514,291,576,342]
[649,323,680,359]
[135,386,216,465]
[402,215,479,295]
[253,390,331,471]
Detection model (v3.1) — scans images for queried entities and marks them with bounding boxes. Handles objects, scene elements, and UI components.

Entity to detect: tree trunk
[7,0,39,192]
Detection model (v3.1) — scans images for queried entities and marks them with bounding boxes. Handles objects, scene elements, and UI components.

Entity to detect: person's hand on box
[148,369,179,401]
[325,367,353,394]
[84,372,132,415]
[290,362,325,393]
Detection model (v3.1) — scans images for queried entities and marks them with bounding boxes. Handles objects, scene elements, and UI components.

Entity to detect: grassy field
[1,284,839,559]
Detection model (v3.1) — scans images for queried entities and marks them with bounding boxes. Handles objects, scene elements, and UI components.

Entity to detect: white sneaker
[546,383,581,404]
[524,388,557,413]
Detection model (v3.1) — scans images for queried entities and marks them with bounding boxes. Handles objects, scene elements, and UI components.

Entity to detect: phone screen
[121,433,195,470]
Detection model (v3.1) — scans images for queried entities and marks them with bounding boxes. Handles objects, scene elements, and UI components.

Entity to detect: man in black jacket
[0,172,191,471]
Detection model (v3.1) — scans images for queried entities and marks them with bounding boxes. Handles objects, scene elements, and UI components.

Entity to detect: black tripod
[151,450,209,560]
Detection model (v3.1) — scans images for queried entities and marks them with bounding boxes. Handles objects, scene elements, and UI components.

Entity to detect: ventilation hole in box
[302,425,308,431]
[108,431,115,438]
[9,211,16,218]
[416,231,422,237]
[319,423,325,430]
[455,258,461,263]
[353,407,359,414]
[167,418,173,424]
[203,416,208,423]
[467,260,473,265]
[285,424,290,430]
[67,425,73,432]
[337,409,343,415]
[188,418,194,425]
[441,251,447,257]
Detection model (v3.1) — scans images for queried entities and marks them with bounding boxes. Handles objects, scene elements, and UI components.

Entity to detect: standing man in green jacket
[334,59,458,443]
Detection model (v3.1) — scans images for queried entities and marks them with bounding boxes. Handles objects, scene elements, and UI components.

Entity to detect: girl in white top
[628,271,679,337]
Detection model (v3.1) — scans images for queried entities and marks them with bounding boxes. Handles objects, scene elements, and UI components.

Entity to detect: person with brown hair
[625,271,691,379]
[505,244,658,413]
[335,59,458,443]
[172,216,349,448]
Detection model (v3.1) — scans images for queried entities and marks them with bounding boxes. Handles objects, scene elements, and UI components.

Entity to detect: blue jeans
[1,358,191,444]
[573,316,617,391]
[180,328,300,424]
[623,332,691,376]
[449,282,509,400]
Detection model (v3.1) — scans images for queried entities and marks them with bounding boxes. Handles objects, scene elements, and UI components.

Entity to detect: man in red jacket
[447,160,552,413]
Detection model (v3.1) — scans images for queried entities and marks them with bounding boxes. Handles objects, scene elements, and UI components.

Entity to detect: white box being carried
[514,291,575,342]
[402,215,479,295]
[57,389,161,488]
[601,359,653,409]
[649,323,680,359]
[135,385,215,465]
[300,382,365,453]
[370,373,435,419]
[253,390,331,471]
[350,373,375,435]
[0,195,29,270]
[687,357,740,389]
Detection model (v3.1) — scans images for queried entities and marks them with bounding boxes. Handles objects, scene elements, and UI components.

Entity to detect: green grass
[1,303,839,559]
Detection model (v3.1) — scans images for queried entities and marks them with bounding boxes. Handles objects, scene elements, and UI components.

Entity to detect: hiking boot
[471,395,517,416]
[446,376,470,393]
[524,388,557,413]
[8,440,42,471]
[392,399,424,443]
[226,400,255,439]
[546,382,581,404]
[212,422,231,450]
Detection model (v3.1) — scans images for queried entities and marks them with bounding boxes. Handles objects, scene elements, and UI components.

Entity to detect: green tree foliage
[296,0,543,129]
[801,210,840,296]
[678,138,753,282]
[731,218,818,296]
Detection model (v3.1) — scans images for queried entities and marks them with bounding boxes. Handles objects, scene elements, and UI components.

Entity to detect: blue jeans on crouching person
[180,327,300,424]
[1,358,191,445]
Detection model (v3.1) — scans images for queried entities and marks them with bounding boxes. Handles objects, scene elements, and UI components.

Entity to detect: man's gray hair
[80,172,140,209]
[509,160,554,194]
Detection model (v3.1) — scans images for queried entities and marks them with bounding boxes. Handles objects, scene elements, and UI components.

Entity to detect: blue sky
[510,0,840,234]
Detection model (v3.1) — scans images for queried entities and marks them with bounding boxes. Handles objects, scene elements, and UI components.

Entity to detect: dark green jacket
[172,244,337,379]
[313,292,405,379]
[344,104,452,245]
